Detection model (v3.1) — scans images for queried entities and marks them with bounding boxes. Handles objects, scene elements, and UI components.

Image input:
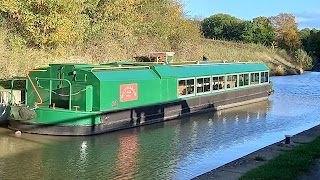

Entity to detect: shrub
[273,65,286,76]
[294,49,314,70]
[254,155,266,161]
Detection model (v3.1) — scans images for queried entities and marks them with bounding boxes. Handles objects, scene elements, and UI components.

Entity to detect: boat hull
[8,84,273,135]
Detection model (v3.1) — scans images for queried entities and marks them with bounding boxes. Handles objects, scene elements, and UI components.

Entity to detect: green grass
[240,137,320,180]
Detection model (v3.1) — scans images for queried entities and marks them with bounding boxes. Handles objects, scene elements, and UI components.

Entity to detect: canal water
[1,72,320,180]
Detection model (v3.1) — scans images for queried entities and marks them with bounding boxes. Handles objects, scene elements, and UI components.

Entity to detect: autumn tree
[135,0,200,50]
[269,13,301,51]
[82,0,201,60]
[0,0,89,49]
[0,0,201,61]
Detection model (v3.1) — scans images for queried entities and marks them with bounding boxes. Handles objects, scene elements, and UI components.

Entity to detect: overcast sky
[181,0,320,29]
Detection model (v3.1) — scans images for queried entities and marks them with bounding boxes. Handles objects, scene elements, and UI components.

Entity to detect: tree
[269,13,301,51]
[307,30,320,59]
[239,17,276,45]
[201,14,276,45]
[239,20,255,43]
[251,17,276,45]
[201,13,243,40]
[299,28,311,48]
[0,0,89,49]
[299,28,320,57]
[0,0,202,60]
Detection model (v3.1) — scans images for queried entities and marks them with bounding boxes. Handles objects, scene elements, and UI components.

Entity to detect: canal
[1,72,320,180]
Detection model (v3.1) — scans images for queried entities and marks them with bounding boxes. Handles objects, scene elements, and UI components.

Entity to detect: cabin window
[226,74,238,89]
[178,80,186,96]
[178,78,195,96]
[250,72,260,85]
[260,71,269,83]
[239,73,249,87]
[212,76,225,91]
[196,77,211,94]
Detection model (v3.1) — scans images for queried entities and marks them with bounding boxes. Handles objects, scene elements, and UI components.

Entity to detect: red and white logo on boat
[120,83,138,102]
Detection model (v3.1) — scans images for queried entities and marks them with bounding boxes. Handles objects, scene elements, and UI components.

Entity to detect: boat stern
[8,105,102,135]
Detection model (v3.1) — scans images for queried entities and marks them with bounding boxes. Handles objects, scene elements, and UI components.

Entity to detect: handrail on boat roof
[90,65,150,72]
[136,62,166,65]
[170,61,258,68]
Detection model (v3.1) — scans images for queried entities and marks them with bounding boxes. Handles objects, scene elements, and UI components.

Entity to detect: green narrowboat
[8,55,273,135]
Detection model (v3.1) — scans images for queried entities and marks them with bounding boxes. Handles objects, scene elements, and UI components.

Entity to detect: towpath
[193,125,320,180]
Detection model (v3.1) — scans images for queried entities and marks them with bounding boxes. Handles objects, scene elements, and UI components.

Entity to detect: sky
[181,0,320,29]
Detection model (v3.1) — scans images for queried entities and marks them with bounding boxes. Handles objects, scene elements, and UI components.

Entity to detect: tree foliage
[298,28,320,60]
[0,0,89,49]
[269,13,301,51]
[202,14,276,45]
[250,17,275,45]
[0,0,201,59]
[294,49,313,70]
[299,28,311,48]
[201,14,243,40]
[306,30,320,59]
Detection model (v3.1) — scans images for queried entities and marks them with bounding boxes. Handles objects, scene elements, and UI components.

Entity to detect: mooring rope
[37,83,89,97]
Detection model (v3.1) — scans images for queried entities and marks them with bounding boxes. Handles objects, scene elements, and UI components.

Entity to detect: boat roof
[48,62,269,79]
[164,63,269,78]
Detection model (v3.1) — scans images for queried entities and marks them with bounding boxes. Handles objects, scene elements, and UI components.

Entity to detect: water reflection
[1,72,320,179]
[116,134,138,179]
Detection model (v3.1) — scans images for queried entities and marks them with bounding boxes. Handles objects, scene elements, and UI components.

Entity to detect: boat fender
[18,107,37,120]
[15,130,21,136]
[267,89,274,96]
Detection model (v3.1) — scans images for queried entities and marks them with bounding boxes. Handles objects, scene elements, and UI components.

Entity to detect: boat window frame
[226,73,239,89]
[177,70,269,98]
[212,75,226,91]
[177,78,195,97]
[250,72,260,85]
[260,71,269,83]
[196,76,211,95]
[239,73,250,87]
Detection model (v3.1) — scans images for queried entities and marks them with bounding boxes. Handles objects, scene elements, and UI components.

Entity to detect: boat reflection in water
[116,134,139,179]
[214,99,270,121]
[173,100,272,179]
[0,100,272,180]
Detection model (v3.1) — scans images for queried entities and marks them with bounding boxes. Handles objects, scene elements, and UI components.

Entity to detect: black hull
[9,84,273,135]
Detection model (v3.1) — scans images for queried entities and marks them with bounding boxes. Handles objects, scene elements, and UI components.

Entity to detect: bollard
[285,135,292,144]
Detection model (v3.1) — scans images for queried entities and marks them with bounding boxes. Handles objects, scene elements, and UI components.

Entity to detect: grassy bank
[0,30,297,79]
[200,39,298,71]
[240,137,320,179]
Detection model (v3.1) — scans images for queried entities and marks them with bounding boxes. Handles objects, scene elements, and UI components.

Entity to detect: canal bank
[193,124,320,180]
